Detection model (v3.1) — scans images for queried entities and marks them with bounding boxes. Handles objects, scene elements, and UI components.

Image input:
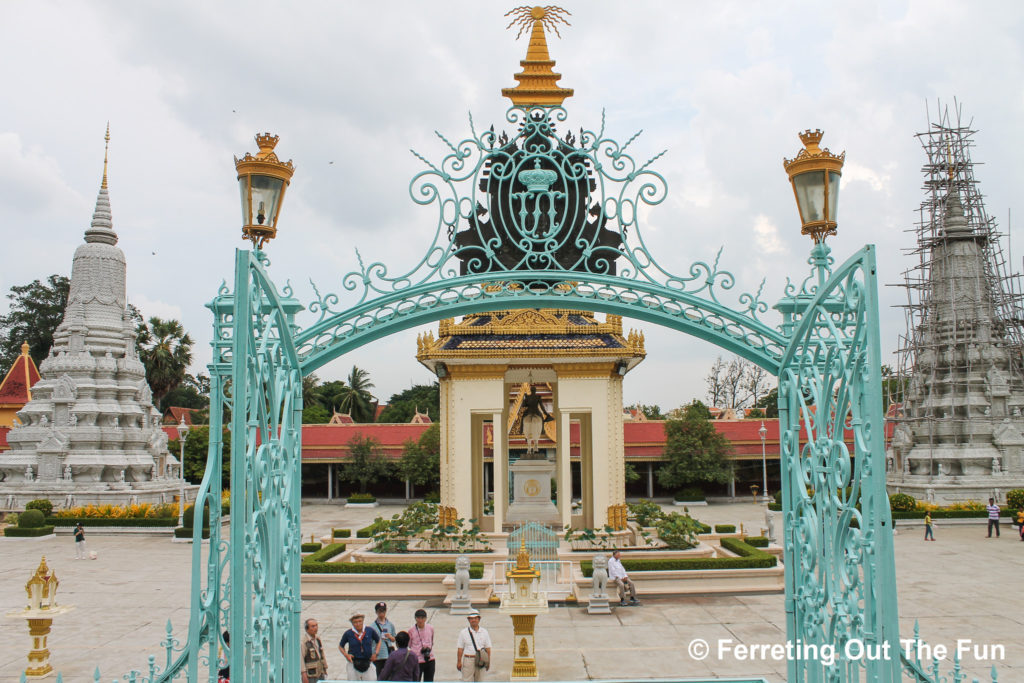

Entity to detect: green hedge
[48,517,178,527]
[768,503,782,511]
[332,528,352,538]
[744,536,770,547]
[174,527,211,539]
[347,493,377,503]
[674,487,706,502]
[5,526,55,537]
[19,509,45,528]
[714,524,736,533]
[301,542,323,552]
[891,509,1016,519]
[356,525,378,538]
[694,522,712,534]
[302,560,484,577]
[304,543,347,563]
[580,540,775,576]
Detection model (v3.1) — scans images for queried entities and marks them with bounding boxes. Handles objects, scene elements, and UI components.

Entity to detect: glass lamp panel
[793,171,826,224]
[827,171,841,222]
[238,177,251,225]
[249,176,285,228]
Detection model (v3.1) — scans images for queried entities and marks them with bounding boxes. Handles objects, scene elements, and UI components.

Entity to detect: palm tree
[338,365,376,422]
[136,317,194,409]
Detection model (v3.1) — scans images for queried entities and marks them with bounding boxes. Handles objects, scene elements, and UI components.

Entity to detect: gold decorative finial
[516,539,531,569]
[101,122,110,190]
[21,341,29,356]
[501,6,574,107]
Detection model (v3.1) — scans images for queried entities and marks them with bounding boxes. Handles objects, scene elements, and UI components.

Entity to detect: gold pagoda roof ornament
[501,6,574,107]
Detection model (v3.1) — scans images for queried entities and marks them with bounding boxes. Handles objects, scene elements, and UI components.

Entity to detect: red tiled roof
[0,348,41,406]
[163,407,199,425]
[303,423,431,461]
[0,426,9,450]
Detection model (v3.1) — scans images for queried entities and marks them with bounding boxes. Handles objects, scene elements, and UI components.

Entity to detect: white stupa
[0,131,192,509]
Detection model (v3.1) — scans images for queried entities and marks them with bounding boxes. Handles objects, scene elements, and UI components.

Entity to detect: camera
[421,647,432,657]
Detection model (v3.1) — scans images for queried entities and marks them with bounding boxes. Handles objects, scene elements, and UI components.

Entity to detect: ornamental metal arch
[105,103,989,683]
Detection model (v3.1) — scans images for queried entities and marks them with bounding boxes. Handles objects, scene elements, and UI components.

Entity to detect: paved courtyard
[0,502,1019,682]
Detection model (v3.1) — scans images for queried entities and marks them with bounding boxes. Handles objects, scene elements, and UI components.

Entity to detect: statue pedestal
[506,459,559,525]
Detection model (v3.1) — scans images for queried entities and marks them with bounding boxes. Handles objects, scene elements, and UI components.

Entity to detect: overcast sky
[2,1,1022,411]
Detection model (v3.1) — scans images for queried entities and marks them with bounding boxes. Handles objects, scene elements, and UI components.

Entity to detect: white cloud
[752,214,786,255]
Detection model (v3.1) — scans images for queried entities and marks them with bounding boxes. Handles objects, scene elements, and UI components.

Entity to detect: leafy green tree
[398,424,441,493]
[303,404,330,424]
[634,404,664,420]
[337,366,376,422]
[0,274,70,368]
[136,317,194,410]
[162,373,211,414]
[755,387,779,418]
[624,462,641,484]
[657,400,733,490]
[338,435,388,494]
[377,383,440,423]
[170,426,231,488]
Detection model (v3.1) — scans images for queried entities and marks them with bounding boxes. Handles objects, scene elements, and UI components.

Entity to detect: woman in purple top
[407,609,436,681]
[378,631,420,681]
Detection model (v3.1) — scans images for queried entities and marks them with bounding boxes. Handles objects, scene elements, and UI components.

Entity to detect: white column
[492,411,505,530]
[646,462,654,498]
[557,411,572,528]
[327,463,333,501]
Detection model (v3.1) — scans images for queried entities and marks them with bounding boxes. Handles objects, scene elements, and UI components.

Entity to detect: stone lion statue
[591,553,609,598]
[454,554,471,599]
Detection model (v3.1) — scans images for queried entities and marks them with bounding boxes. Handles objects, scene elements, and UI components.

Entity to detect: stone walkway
[0,503,1018,681]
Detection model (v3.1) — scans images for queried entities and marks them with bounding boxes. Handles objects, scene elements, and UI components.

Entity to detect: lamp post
[177,416,190,528]
[234,133,295,250]
[759,420,768,502]
[782,129,845,245]
[776,130,846,336]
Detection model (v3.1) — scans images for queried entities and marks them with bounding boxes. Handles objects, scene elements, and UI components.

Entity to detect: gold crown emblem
[255,133,280,156]
[783,129,844,173]
[798,129,824,148]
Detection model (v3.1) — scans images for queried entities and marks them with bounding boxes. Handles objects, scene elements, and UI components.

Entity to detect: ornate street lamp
[234,133,295,249]
[783,129,845,244]
[177,416,190,528]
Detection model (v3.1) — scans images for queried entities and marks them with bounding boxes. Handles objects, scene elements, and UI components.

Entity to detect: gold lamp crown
[783,129,845,244]
[501,6,574,107]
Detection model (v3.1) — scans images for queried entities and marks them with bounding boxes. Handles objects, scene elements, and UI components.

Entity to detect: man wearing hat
[455,609,492,682]
[339,612,381,681]
[369,601,398,677]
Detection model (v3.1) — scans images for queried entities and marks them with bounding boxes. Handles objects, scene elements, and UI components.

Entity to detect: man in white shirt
[607,550,640,606]
[456,609,492,681]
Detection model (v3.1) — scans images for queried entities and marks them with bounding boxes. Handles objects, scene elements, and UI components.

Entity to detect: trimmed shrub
[18,509,45,528]
[5,526,55,537]
[48,517,178,527]
[332,528,352,538]
[768,503,782,511]
[674,487,705,502]
[889,493,916,512]
[301,542,323,553]
[174,526,211,539]
[694,521,712,534]
[357,519,389,538]
[714,524,736,534]
[347,493,377,503]
[1006,489,1024,511]
[743,536,770,547]
[891,509,1015,520]
[305,543,347,563]
[182,504,211,529]
[25,499,54,517]
[773,490,783,505]
[580,540,775,576]
[302,560,483,577]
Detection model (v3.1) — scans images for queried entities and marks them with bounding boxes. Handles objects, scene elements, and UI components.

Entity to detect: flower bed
[52,503,179,520]
[48,517,177,527]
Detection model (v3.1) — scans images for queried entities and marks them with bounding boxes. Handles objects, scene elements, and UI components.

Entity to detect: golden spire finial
[516,539,531,569]
[101,122,110,190]
[501,6,574,107]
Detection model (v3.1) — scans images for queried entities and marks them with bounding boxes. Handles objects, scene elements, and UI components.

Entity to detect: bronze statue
[521,385,553,456]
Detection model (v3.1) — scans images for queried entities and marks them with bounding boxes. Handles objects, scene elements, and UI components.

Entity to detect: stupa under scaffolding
[887,102,1024,504]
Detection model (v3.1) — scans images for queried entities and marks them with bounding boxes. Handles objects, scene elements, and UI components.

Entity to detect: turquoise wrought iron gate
[102,72,985,683]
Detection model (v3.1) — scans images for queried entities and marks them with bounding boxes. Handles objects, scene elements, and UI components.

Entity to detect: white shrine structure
[417,308,645,531]
[0,137,191,509]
